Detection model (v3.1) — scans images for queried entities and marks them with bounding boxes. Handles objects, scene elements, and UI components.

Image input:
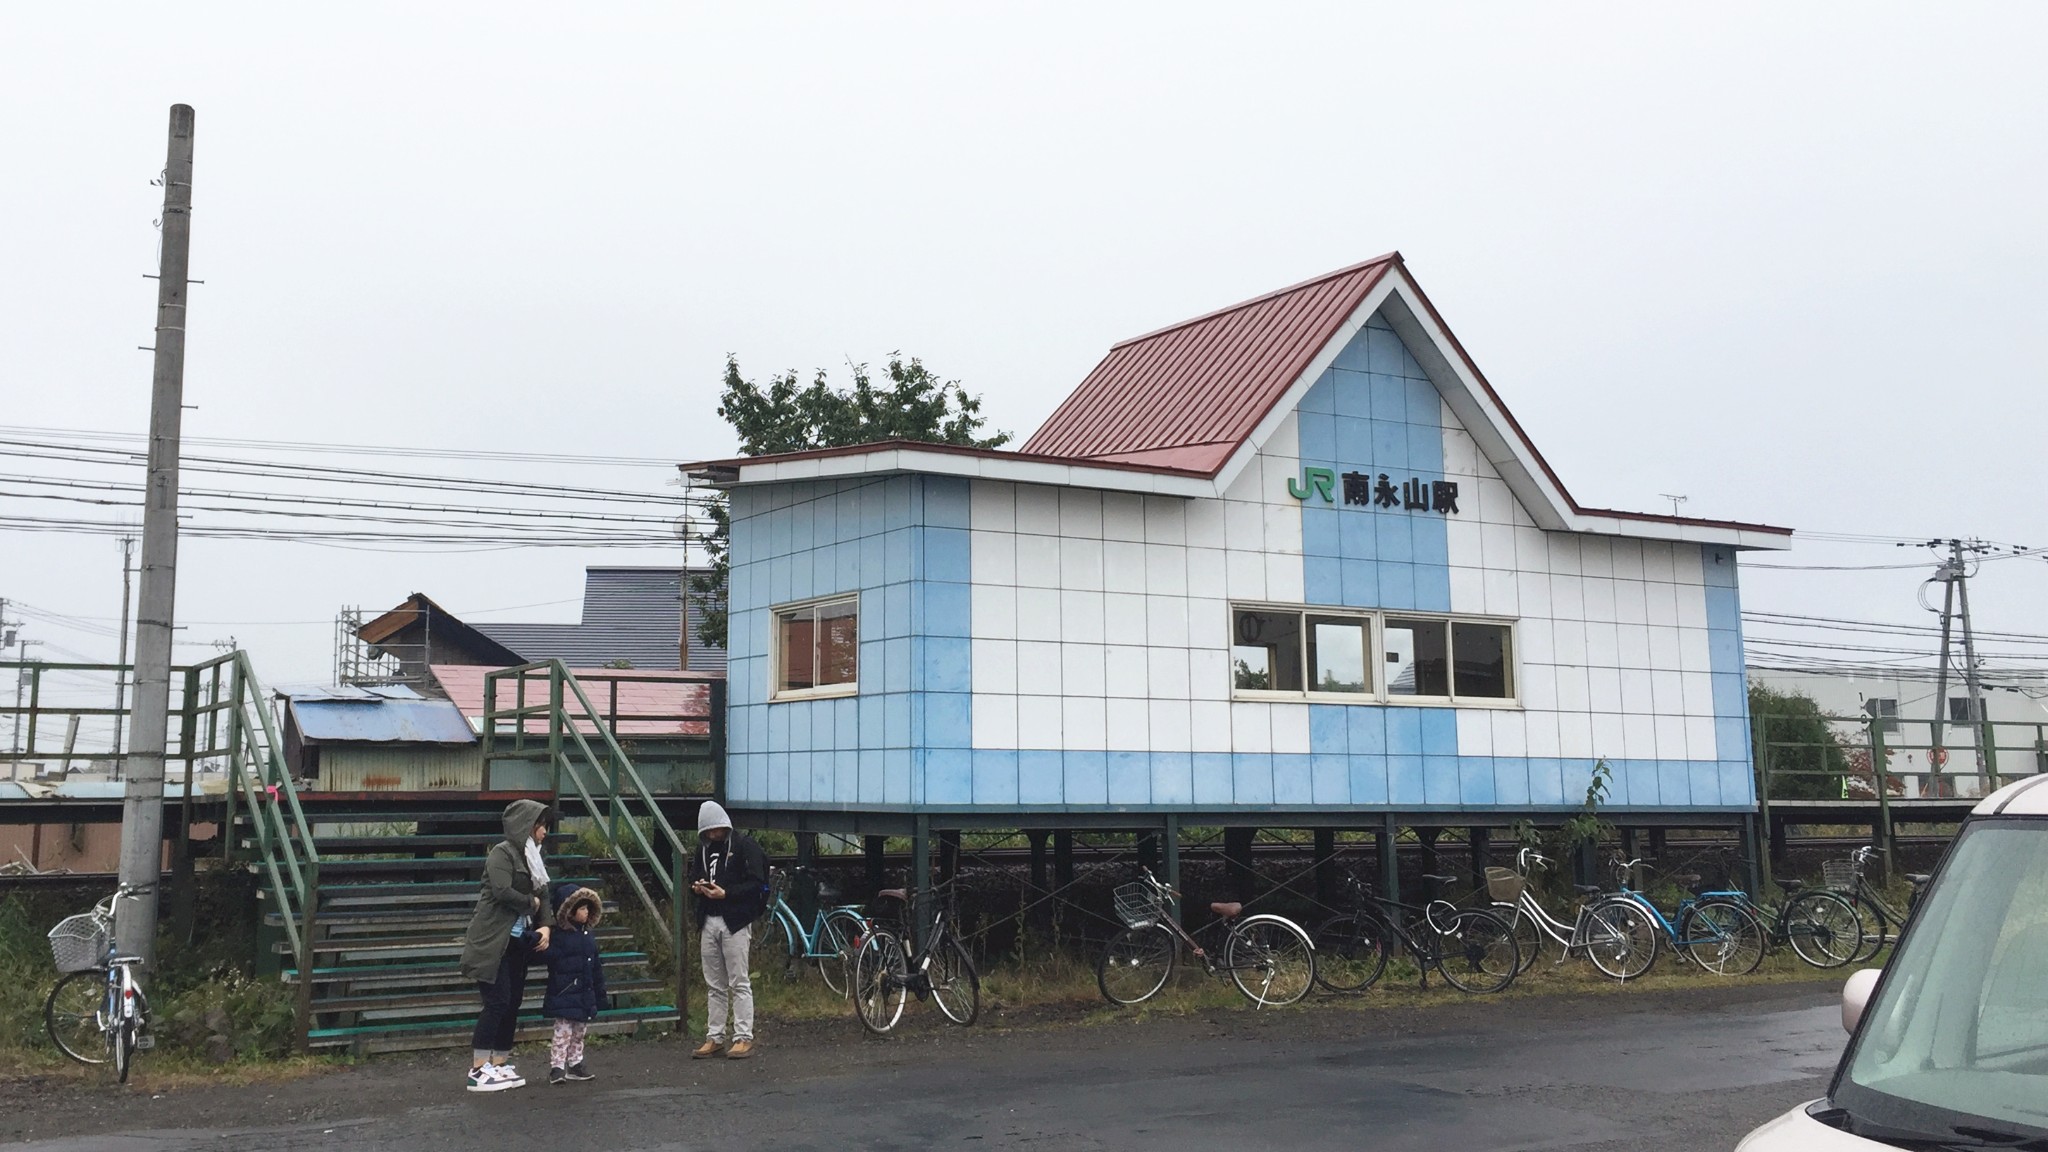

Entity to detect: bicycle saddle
[1905,873,1931,887]
[1420,874,1456,885]
[1780,879,1804,891]
[876,888,909,902]
[1210,901,1243,919]
[1573,884,1602,895]
[1671,873,1702,888]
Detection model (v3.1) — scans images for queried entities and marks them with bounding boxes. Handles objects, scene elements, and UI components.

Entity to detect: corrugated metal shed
[1022,255,1398,475]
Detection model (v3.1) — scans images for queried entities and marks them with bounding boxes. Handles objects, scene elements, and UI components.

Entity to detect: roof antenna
[1659,493,1689,517]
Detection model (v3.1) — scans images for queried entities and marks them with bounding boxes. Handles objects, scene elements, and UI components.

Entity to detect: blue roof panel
[289,698,476,745]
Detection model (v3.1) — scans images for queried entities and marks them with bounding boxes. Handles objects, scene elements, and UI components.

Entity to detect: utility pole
[118,104,196,968]
[1923,538,1991,799]
[113,535,135,774]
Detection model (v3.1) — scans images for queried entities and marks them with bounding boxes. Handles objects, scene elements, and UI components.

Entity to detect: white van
[1738,773,2048,1149]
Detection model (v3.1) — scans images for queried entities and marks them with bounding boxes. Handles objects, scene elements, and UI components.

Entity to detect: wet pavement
[0,982,1844,1151]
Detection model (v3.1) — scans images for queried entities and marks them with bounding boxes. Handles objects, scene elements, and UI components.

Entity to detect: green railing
[479,662,700,939]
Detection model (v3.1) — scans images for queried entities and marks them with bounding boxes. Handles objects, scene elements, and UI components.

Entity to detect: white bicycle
[45,883,156,1081]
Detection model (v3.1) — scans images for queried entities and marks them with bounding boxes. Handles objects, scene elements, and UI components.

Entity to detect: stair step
[284,926,643,955]
[310,979,665,1015]
[264,898,621,928]
[283,951,649,984]
[307,1005,676,1053]
[240,833,577,853]
[274,876,610,904]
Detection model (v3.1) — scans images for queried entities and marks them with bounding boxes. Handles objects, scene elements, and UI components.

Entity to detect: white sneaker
[491,1063,526,1089]
[467,1066,514,1093]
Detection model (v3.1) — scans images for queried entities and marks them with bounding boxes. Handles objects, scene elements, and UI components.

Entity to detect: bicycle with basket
[44,883,156,1082]
[1097,867,1319,1008]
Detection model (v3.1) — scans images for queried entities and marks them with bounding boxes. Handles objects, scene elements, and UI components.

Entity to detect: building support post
[863,835,886,895]
[1469,827,1491,881]
[1161,816,1181,906]
[1379,815,1400,903]
[911,816,932,949]
[1223,826,1256,899]
[1314,828,1337,908]
[1025,829,1050,937]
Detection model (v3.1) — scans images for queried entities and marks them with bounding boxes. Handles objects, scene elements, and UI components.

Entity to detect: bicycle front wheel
[1782,891,1861,969]
[1225,916,1317,1007]
[1495,902,1543,975]
[1312,913,1391,993]
[1682,901,1766,976]
[852,930,909,1036]
[928,933,981,1026]
[113,1013,135,1083]
[1843,892,1889,964]
[45,970,111,1066]
[1584,899,1659,981]
[1097,925,1176,1006]
[751,912,795,983]
[1432,910,1520,994]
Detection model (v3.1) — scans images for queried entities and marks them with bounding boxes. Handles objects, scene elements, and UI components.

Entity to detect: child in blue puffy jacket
[541,884,608,1085]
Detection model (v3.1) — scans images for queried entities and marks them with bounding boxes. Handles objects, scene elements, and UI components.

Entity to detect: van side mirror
[1842,968,1881,1034]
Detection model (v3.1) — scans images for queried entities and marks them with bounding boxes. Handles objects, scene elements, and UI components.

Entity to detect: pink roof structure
[429,665,714,738]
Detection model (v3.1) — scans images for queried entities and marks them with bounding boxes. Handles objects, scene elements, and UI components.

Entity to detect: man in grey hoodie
[688,800,768,1059]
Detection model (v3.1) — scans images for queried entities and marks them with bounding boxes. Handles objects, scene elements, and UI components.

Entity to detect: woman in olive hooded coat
[459,798,554,1091]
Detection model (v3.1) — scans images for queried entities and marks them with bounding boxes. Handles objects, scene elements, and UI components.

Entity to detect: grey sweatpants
[700,916,754,1042]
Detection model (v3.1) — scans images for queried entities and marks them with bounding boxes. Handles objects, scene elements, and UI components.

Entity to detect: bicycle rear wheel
[817,909,866,997]
[1097,925,1176,1006]
[45,970,110,1065]
[1583,898,1659,981]
[113,1013,135,1083]
[1495,902,1543,975]
[1782,890,1860,968]
[928,932,980,1026]
[1432,909,1520,994]
[1682,901,1766,975]
[1311,913,1392,993]
[1225,916,1316,1007]
[852,931,909,1036]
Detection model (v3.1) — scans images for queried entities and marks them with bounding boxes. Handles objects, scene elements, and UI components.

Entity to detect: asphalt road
[0,982,1844,1151]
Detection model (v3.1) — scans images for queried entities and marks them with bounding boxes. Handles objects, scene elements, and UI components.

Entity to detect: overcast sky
[2,4,2043,703]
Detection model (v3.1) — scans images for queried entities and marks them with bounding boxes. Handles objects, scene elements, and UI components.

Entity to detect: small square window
[1232,609,1303,692]
[1451,621,1514,700]
[1385,618,1449,697]
[1308,616,1370,694]
[774,596,859,698]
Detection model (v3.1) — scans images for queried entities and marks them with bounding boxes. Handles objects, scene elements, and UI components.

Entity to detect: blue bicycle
[1608,858,1767,976]
[752,867,871,996]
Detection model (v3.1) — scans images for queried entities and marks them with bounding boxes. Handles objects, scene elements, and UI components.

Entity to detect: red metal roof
[1021,254,1399,476]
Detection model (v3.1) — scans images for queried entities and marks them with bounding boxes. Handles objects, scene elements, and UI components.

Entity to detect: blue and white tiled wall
[728,308,1756,814]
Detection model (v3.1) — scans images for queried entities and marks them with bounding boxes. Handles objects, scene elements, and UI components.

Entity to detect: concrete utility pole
[113,535,135,773]
[118,104,196,967]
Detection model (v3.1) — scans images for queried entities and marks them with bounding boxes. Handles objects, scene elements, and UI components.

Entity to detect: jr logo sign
[1287,467,1460,515]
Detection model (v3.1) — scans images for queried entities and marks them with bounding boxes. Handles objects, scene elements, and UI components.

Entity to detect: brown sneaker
[725,1040,754,1060]
[692,1040,724,1059]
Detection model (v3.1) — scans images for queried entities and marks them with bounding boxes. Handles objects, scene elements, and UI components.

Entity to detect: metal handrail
[480,661,696,937]
[221,652,319,1024]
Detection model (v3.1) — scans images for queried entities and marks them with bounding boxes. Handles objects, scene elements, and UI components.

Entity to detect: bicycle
[1097,867,1318,1008]
[851,884,980,1035]
[1826,845,1930,964]
[1487,850,1659,981]
[1609,858,1767,976]
[1313,870,1521,994]
[752,867,871,996]
[45,883,156,1082]
[1681,850,1863,969]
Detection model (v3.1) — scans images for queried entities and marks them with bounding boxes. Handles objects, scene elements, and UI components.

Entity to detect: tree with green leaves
[686,354,1011,650]
[1750,682,1851,801]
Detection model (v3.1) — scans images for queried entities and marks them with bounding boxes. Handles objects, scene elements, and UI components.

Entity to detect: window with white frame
[1231,604,1515,705]
[773,595,859,699]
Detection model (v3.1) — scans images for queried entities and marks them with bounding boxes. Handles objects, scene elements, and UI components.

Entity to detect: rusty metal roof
[1022,254,1399,475]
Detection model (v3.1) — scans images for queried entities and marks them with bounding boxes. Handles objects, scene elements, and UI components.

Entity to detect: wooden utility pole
[117,104,196,967]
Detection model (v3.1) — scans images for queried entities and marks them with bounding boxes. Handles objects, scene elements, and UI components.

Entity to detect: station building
[686,254,1791,867]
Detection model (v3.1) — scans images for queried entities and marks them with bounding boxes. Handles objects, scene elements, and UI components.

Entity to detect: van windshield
[1835,819,2048,1140]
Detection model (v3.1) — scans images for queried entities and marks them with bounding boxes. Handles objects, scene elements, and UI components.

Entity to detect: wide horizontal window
[773,595,858,699]
[1232,603,1515,706]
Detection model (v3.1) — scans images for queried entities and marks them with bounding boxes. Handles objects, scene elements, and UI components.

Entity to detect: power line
[0,423,691,468]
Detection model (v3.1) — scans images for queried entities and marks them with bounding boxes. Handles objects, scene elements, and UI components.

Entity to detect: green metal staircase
[227,658,700,1054]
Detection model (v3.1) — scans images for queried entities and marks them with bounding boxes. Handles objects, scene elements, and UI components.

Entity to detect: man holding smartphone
[689,800,768,1059]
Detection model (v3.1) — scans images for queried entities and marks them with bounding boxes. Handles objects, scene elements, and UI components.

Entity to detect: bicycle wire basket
[1112,881,1167,929]
[48,911,112,974]
[1821,859,1862,890]
[1484,867,1526,904]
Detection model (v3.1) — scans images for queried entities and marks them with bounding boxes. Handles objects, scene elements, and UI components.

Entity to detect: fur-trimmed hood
[554,886,604,930]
